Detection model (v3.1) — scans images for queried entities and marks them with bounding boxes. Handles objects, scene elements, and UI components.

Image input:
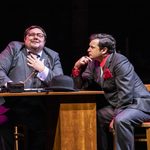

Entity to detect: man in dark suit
[72,33,150,150]
[0,25,63,150]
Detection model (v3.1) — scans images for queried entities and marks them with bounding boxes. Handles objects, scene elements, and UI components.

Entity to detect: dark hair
[89,33,116,53]
[24,25,47,39]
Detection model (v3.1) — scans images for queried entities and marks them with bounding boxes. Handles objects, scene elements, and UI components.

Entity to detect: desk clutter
[45,75,77,91]
[0,75,77,93]
[0,82,24,93]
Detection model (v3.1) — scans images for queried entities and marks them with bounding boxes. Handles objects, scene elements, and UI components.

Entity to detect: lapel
[41,51,53,70]
[100,53,114,86]
[103,53,114,70]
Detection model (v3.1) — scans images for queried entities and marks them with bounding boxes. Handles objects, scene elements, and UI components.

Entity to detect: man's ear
[101,47,108,54]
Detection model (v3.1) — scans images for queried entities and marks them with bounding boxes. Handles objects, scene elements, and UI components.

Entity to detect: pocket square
[103,68,113,80]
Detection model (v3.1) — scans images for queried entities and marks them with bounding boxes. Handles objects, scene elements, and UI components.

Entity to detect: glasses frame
[27,32,45,38]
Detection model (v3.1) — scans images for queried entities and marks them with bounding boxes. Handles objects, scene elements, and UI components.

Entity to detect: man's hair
[24,25,47,39]
[89,33,116,53]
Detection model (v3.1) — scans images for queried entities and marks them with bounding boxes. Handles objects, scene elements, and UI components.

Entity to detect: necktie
[28,51,40,58]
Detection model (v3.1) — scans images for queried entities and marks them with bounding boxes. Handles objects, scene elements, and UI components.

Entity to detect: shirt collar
[27,49,42,57]
[100,54,110,68]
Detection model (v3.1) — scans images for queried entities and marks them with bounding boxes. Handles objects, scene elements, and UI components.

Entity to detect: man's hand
[27,53,45,72]
[74,56,92,69]
[109,118,115,133]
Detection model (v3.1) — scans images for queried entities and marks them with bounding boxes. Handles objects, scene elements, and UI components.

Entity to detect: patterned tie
[28,51,40,58]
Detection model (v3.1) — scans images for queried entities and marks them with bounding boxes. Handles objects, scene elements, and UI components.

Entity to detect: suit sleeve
[0,42,16,86]
[43,52,64,85]
[72,61,101,90]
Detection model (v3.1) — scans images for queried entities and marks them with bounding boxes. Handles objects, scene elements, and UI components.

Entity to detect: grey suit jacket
[74,52,150,115]
[0,41,63,88]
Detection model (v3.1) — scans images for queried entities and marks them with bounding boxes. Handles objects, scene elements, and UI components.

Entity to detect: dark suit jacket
[74,52,150,115]
[0,41,63,88]
[0,97,5,105]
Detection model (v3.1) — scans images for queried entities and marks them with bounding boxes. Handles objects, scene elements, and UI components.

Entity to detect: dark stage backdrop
[0,1,150,83]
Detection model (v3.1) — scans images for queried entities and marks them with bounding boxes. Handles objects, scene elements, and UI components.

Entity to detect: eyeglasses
[27,33,45,38]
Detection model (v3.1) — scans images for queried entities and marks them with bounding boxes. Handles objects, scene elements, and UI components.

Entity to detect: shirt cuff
[37,67,49,81]
[72,68,81,77]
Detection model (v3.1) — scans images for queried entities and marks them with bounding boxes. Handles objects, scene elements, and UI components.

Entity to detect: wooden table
[1,84,149,150]
[0,90,103,150]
